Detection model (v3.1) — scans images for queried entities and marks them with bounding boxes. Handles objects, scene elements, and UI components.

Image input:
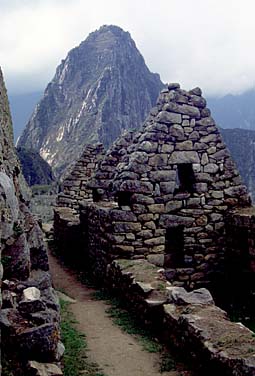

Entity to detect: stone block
[27,361,63,376]
[156,111,182,124]
[165,200,182,212]
[169,151,199,164]
[175,140,193,150]
[159,214,194,227]
[167,286,214,305]
[203,163,219,174]
[113,222,141,233]
[148,154,168,167]
[144,237,165,246]
[147,204,165,213]
[163,102,200,119]
[149,170,176,182]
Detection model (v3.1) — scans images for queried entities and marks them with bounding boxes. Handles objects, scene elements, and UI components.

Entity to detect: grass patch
[92,289,176,372]
[60,298,106,376]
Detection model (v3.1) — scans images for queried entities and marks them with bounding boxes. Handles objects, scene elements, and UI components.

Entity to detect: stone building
[55,83,253,290]
[54,83,255,375]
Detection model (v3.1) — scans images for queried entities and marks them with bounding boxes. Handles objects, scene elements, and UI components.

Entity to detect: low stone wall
[53,203,255,375]
[107,258,255,376]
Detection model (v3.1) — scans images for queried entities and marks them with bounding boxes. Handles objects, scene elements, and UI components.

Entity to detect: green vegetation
[1,255,12,267]
[1,353,15,376]
[13,222,23,237]
[92,289,176,372]
[60,299,106,376]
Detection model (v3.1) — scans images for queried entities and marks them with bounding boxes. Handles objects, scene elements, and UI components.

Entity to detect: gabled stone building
[55,83,252,289]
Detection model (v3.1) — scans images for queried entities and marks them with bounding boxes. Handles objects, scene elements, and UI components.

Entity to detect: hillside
[208,91,255,130]
[16,146,55,186]
[221,127,255,201]
[18,25,164,177]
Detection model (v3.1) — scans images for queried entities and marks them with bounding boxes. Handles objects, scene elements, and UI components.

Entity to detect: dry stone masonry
[54,83,255,375]
[57,143,104,212]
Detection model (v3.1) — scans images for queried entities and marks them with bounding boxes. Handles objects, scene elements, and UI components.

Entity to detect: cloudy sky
[1,0,255,96]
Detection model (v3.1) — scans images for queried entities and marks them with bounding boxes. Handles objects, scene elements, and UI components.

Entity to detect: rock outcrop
[18,25,163,177]
[0,68,62,375]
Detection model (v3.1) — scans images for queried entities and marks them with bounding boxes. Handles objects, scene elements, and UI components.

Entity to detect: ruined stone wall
[89,130,137,200]
[77,84,250,289]
[106,259,255,376]
[57,143,104,212]
[0,68,62,375]
[53,83,255,375]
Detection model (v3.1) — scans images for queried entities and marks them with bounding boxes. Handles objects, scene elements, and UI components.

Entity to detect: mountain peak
[18,26,164,177]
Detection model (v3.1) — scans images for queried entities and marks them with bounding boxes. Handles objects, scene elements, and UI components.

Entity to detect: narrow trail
[48,252,188,376]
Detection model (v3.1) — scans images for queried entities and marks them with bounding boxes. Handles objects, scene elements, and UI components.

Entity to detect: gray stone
[224,185,247,197]
[138,141,158,153]
[23,287,41,301]
[169,124,185,139]
[200,133,219,143]
[189,87,202,96]
[165,200,182,212]
[120,180,153,194]
[113,222,141,233]
[148,154,168,167]
[159,214,194,227]
[167,287,214,305]
[149,170,176,182]
[175,140,193,150]
[111,210,137,222]
[190,95,206,108]
[169,151,199,164]
[147,254,165,267]
[168,83,180,90]
[156,110,182,125]
[27,361,63,375]
[164,102,200,119]
[204,163,219,174]
[160,182,176,194]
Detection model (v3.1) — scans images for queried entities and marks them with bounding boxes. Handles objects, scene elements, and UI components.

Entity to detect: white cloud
[1,0,255,96]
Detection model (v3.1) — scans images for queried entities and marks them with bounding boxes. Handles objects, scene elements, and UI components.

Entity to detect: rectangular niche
[117,191,133,207]
[164,226,184,268]
[175,163,195,193]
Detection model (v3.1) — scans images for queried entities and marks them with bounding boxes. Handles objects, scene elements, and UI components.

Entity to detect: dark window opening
[164,226,184,268]
[175,164,195,193]
[117,191,132,207]
[227,226,249,270]
[92,188,101,202]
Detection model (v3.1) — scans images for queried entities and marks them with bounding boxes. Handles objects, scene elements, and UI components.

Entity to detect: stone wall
[63,83,251,290]
[57,143,104,212]
[0,68,62,375]
[54,83,255,375]
[106,258,255,376]
[88,130,136,200]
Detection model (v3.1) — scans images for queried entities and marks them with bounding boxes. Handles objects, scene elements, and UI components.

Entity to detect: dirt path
[48,253,187,376]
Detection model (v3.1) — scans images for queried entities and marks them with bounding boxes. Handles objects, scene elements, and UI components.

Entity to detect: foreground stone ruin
[0,68,62,375]
[54,83,255,374]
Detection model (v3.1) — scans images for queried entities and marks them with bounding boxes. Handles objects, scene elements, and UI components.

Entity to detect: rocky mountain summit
[18,25,163,177]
